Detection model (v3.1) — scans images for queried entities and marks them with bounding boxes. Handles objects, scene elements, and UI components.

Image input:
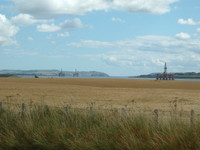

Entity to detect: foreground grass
[1,106,200,150]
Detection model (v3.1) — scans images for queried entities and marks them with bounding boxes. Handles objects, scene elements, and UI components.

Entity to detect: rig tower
[164,62,167,74]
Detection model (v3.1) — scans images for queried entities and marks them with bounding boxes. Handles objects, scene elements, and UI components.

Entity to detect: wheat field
[1,77,200,149]
[1,77,200,111]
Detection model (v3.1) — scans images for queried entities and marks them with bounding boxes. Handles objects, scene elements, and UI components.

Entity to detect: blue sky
[0,0,200,76]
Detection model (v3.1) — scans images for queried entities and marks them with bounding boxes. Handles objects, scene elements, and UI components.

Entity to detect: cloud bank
[68,35,200,74]
[12,0,178,18]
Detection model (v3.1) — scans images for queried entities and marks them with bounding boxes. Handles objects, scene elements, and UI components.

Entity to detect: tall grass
[1,106,200,150]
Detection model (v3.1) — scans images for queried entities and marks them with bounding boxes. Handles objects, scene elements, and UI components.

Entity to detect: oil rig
[58,69,65,77]
[73,69,79,77]
[156,63,175,80]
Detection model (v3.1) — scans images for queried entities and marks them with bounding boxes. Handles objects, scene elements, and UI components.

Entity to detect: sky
[0,0,200,76]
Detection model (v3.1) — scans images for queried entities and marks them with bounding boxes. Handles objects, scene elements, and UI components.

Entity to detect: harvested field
[1,78,200,111]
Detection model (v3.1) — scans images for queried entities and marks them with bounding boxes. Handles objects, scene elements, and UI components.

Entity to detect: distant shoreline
[1,74,200,82]
[130,72,200,80]
[130,76,200,79]
[0,70,110,78]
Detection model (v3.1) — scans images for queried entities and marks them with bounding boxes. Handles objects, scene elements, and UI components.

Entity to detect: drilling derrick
[163,62,168,80]
[164,62,167,74]
[58,68,65,77]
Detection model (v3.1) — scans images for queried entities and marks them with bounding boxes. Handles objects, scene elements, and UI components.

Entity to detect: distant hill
[0,70,109,78]
[130,72,200,79]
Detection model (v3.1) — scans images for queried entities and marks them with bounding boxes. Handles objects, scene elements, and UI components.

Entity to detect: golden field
[1,77,200,111]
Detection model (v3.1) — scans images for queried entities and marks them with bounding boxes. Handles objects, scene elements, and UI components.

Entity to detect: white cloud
[111,17,126,23]
[58,32,70,38]
[0,14,18,46]
[111,0,178,14]
[68,35,189,51]
[11,13,49,26]
[12,0,108,17]
[197,28,200,32]
[178,18,199,25]
[69,35,200,73]
[175,32,191,40]
[37,18,84,32]
[27,36,33,40]
[12,0,178,18]
[97,51,200,74]
[11,14,37,26]
[60,18,84,29]
[68,40,113,48]
[37,24,60,32]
